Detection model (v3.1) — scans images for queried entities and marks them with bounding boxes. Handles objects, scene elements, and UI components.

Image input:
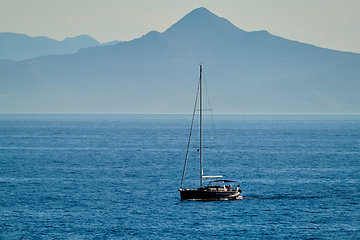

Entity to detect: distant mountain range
[0,33,121,61]
[0,7,359,113]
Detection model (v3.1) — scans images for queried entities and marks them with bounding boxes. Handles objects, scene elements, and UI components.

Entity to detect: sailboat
[178,64,242,200]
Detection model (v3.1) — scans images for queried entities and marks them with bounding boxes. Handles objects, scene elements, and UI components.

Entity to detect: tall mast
[200,64,203,188]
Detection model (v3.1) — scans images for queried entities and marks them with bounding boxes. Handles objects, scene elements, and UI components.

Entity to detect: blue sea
[1,114,359,239]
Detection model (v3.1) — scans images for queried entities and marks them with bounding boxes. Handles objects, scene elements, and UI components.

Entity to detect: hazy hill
[0,33,102,61]
[101,40,123,46]
[0,7,359,113]
[0,59,16,66]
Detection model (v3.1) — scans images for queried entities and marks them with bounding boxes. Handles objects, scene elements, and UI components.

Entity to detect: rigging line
[203,69,223,171]
[180,78,200,189]
[203,69,218,150]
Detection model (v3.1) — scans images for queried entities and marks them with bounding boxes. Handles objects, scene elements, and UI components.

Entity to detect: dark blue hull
[179,188,241,200]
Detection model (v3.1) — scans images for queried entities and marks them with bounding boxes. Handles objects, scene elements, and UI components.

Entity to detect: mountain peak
[187,7,214,16]
[164,7,244,35]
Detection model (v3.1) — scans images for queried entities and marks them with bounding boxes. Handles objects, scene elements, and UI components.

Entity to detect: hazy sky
[1,0,359,53]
